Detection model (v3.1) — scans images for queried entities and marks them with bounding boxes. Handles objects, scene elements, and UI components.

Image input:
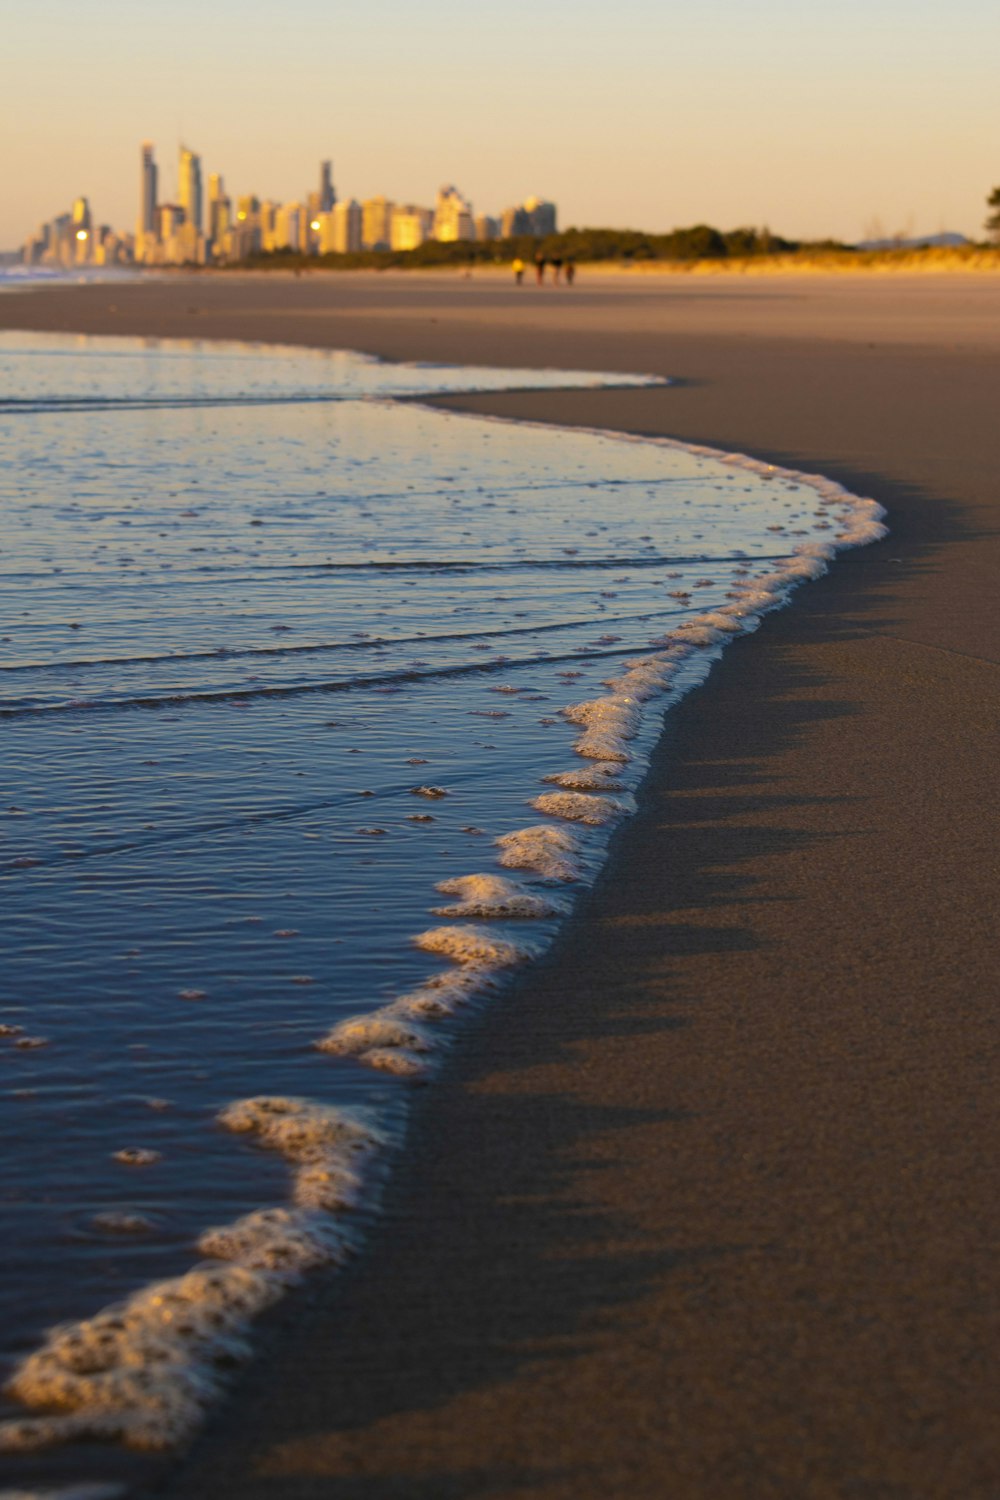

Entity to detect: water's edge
[0,342,886,1498]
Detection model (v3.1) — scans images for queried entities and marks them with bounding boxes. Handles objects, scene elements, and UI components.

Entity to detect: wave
[0,642,661,718]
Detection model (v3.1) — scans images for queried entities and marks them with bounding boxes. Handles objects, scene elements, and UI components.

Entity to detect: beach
[2,270,999,1499]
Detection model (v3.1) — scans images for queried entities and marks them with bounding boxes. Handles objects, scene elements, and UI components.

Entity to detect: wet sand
[3,273,1000,1498]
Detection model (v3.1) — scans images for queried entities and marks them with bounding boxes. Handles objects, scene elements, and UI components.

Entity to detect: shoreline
[2,276,998,1498]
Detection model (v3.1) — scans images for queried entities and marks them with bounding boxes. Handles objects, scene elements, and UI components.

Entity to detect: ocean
[0,331,885,1483]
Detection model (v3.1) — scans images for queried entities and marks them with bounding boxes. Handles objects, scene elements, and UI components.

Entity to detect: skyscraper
[208,174,230,245]
[361,196,394,250]
[433,186,474,243]
[524,197,557,236]
[139,142,157,237]
[319,160,335,212]
[179,146,203,233]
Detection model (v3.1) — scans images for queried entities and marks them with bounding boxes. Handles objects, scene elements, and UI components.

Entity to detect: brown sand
[3,273,999,1499]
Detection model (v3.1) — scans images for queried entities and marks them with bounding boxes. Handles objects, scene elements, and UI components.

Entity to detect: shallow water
[0,333,884,1475]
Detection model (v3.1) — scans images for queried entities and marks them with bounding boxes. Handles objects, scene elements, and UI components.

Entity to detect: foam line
[530,791,632,825]
[414,925,538,968]
[431,873,568,919]
[495,823,585,881]
[0,1098,385,1452]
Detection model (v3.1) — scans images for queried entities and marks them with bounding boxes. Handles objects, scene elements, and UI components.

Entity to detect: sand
[2,272,999,1499]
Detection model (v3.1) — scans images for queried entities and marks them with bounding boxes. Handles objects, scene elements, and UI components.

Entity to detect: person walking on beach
[550,255,563,285]
[512,257,525,286]
[534,252,546,285]
[565,258,576,286]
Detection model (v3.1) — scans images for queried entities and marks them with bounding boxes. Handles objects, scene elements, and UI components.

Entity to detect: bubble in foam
[198,1207,351,1273]
[562,695,641,762]
[315,1010,433,1059]
[217,1095,383,1164]
[667,622,725,647]
[0,1263,283,1451]
[495,823,583,881]
[432,872,567,918]
[391,968,488,1018]
[414,925,536,967]
[542,765,624,792]
[529,790,630,826]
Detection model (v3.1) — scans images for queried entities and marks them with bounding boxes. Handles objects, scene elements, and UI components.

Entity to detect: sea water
[0,333,884,1473]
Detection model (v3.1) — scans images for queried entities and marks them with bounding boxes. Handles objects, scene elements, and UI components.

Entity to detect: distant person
[512,257,525,286]
[565,259,576,286]
[534,252,546,285]
[550,256,563,284]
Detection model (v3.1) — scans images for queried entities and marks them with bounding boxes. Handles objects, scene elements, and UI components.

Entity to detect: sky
[3,0,998,248]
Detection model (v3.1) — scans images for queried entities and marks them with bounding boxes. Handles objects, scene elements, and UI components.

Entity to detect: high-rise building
[207,174,230,244]
[158,203,184,241]
[331,199,362,253]
[139,142,158,237]
[474,213,499,242]
[500,205,531,237]
[523,196,557,236]
[433,185,474,243]
[271,202,305,252]
[179,146,203,233]
[319,160,335,212]
[500,199,559,238]
[259,200,279,243]
[390,204,433,251]
[361,196,394,250]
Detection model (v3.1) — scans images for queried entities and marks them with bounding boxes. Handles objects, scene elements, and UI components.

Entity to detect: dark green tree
[986,187,1000,243]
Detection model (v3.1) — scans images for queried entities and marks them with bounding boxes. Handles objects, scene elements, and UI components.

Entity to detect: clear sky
[3,0,998,248]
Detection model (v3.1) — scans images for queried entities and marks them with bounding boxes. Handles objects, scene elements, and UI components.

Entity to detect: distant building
[332,199,362,253]
[271,202,305,253]
[390,204,433,251]
[523,197,557,236]
[179,147,203,233]
[319,160,336,212]
[474,213,498,242]
[158,203,184,241]
[500,197,558,238]
[433,185,473,242]
[139,142,157,236]
[361,195,394,250]
[208,175,230,246]
[314,199,362,254]
[500,205,530,237]
[259,200,280,246]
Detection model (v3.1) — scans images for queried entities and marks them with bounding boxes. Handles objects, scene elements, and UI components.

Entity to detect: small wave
[0,642,670,719]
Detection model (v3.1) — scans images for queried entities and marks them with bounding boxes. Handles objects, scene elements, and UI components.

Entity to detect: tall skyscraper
[433,186,474,243]
[208,175,229,244]
[361,196,394,250]
[139,142,158,237]
[179,146,203,233]
[390,204,433,251]
[524,197,558,236]
[319,160,335,212]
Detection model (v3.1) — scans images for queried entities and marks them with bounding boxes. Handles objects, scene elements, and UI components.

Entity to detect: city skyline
[3,0,998,249]
[23,140,560,268]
